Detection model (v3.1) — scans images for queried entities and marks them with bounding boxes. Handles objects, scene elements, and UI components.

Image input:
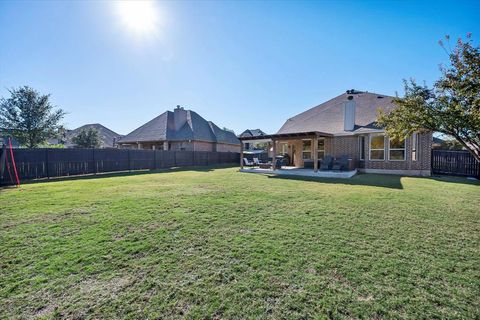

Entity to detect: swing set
[0,137,20,187]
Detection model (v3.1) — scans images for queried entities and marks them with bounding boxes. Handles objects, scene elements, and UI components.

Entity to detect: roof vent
[347,95,353,100]
[346,89,363,95]
[377,96,384,99]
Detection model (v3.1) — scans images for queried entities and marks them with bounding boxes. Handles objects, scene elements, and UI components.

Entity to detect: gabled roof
[238,129,267,138]
[277,91,397,135]
[65,123,122,148]
[118,108,240,145]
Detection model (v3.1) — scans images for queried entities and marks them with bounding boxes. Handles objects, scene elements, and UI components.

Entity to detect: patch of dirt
[357,294,374,302]
[34,304,56,319]
[25,275,133,319]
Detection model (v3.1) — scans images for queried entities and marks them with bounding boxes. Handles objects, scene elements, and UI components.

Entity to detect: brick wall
[216,143,241,153]
[360,132,431,172]
[119,140,240,153]
[270,132,432,176]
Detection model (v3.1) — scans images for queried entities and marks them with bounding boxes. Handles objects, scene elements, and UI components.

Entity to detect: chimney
[174,105,187,131]
[344,98,355,131]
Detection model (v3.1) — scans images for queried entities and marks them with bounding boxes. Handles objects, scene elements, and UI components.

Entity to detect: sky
[0,0,479,135]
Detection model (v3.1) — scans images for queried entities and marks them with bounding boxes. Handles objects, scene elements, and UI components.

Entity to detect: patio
[240,166,357,178]
[239,131,357,178]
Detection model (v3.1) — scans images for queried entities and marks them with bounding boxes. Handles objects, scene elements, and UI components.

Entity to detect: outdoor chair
[243,158,254,167]
[332,155,349,171]
[320,155,333,170]
[253,158,261,166]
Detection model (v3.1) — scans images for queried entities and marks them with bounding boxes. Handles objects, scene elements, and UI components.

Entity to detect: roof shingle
[118,108,240,145]
[277,92,397,135]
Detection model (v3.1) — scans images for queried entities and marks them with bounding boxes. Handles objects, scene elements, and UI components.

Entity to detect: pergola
[238,131,333,172]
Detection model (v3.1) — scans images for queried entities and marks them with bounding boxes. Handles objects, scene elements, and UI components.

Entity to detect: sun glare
[115,0,159,35]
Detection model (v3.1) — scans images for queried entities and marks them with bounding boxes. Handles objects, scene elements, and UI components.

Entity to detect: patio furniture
[332,155,349,171]
[304,159,321,169]
[243,158,255,167]
[320,155,333,170]
[274,158,283,170]
[253,158,261,166]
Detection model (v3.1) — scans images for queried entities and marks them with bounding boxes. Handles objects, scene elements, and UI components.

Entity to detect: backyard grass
[0,167,479,319]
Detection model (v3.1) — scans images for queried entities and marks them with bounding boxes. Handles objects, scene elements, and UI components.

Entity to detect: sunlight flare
[115,0,159,36]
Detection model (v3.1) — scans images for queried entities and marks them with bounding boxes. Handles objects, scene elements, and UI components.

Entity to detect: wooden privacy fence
[0,148,240,184]
[431,149,480,178]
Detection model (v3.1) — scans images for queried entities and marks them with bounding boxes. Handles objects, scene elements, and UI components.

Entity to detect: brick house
[240,90,432,176]
[117,106,241,152]
[238,129,268,151]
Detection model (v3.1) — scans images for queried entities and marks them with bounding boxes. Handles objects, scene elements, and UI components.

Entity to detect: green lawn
[1,167,479,319]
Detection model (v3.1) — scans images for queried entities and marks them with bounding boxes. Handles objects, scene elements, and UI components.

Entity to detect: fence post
[93,148,97,175]
[128,149,131,172]
[153,150,156,170]
[45,148,50,179]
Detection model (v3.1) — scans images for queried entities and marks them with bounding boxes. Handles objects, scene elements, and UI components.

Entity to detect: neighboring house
[117,106,241,152]
[49,124,123,148]
[238,129,267,151]
[432,137,445,149]
[241,89,432,176]
[238,129,267,139]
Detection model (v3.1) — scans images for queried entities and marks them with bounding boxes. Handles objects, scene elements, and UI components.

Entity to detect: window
[412,133,418,161]
[281,143,288,154]
[389,138,406,161]
[369,134,385,160]
[302,140,311,159]
[359,136,365,160]
[317,138,325,159]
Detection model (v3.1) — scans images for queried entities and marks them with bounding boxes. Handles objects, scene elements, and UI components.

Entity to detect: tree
[72,128,101,148]
[0,86,66,148]
[377,34,480,161]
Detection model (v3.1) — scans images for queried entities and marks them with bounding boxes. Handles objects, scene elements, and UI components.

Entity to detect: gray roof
[433,137,445,145]
[238,129,267,138]
[64,124,122,148]
[118,109,240,145]
[277,91,397,135]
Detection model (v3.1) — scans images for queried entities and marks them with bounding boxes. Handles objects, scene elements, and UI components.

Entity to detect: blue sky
[0,0,479,135]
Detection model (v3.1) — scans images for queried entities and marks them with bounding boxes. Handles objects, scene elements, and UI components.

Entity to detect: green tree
[377,34,480,161]
[0,86,66,148]
[72,128,101,148]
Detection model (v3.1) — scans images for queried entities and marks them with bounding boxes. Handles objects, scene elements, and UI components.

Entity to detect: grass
[0,167,479,319]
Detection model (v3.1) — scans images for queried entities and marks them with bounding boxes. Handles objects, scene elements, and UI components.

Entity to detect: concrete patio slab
[239,167,357,178]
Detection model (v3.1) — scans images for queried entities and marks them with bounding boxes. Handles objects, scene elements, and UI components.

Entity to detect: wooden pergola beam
[272,139,277,171]
[238,131,333,142]
[312,136,318,172]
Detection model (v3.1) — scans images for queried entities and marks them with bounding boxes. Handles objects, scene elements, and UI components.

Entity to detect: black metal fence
[431,149,480,178]
[0,148,240,185]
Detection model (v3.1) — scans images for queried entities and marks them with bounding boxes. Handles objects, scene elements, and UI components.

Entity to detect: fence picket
[431,149,479,178]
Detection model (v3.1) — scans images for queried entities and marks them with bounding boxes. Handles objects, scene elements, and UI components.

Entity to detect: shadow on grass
[429,174,480,186]
[266,172,405,189]
[0,164,236,188]
[266,172,480,189]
